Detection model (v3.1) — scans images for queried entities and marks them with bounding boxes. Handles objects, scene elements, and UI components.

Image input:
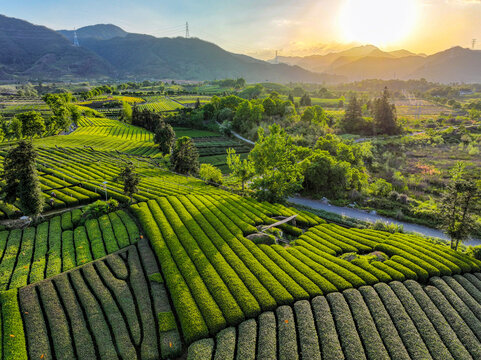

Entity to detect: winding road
[289,196,481,246]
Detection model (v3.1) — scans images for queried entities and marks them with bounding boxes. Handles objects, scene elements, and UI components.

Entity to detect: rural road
[289,196,481,247]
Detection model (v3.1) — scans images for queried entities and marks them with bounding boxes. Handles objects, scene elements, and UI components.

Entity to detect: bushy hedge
[159,197,244,327]
[0,230,22,290]
[274,246,337,294]
[38,281,76,359]
[187,338,214,360]
[430,276,481,340]
[140,201,218,340]
[441,276,481,322]
[46,216,62,279]
[8,227,35,289]
[98,215,119,253]
[390,255,429,282]
[383,238,453,276]
[61,230,76,271]
[358,286,410,360]
[199,198,297,304]
[236,319,257,360]
[404,279,474,360]
[73,226,93,266]
[29,222,49,283]
[134,201,208,348]
[327,292,366,359]
[390,281,452,359]
[296,234,338,255]
[343,289,390,359]
[311,296,344,359]
[108,212,130,248]
[259,244,320,297]
[375,243,440,277]
[294,300,321,360]
[374,283,432,359]
[350,258,392,283]
[61,211,73,230]
[116,210,140,243]
[172,196,261,319]
[1,289,27,359]
[310,227,358,253]
[371,261,406,281]
[257,311,277,360]
[276,305,299,360]
[185,195,276,311]
[393,236,463,274]
[85,219,106,259]
[287,247,352,291]
[19,286,53,359]
[213,327,236,360]
[424,284,481,358]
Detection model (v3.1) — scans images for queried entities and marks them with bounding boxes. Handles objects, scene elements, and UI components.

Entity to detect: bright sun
[340,0,418,47]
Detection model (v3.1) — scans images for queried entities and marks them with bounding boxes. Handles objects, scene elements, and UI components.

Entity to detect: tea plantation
[1,116,481,359]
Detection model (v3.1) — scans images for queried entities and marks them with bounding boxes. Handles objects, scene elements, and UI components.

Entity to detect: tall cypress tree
[3,140,44,219]
[373,87,400,135]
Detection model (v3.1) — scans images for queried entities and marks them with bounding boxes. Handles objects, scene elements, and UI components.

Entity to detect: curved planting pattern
[188,275,481,360]
[131,194,481,345]
[0,210,139,291]
[18,239,181,360]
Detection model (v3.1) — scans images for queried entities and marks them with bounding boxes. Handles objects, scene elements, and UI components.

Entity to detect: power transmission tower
[185,22,190,38]
[472,39,477,50]
[73,28,80,47]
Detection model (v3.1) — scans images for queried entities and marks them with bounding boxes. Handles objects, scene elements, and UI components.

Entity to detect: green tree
[195,98,201,109]
[15,111,45,139]
[199,164,223,185]
[249,124,303,203]
[119,163,140,203]
[120,101,133,123]
[373,87,400,135]
[439,163,480,250]
[2,140,44,219]
[341,95,362,131]
[262,97,277,116]
[9,117,23,139]
[154,121,176,154]
[233,100,263,134]
[226,148,255,191]
[171,136,199,175]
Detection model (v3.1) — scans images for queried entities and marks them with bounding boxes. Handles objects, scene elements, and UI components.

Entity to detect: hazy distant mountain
[58,24,128,43]
[1,15,479,83]
[0,15,342,83]
[274,44,481,83]
[0,15,113,80]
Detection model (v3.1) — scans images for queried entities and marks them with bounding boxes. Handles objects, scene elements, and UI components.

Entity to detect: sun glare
[340,0,418,47]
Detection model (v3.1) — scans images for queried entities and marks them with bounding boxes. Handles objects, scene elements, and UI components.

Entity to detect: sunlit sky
[1,0,480,59]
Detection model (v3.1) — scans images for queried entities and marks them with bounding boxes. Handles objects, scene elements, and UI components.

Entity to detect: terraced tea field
[188,276,481,360]
[138,96,183,112]
[1,107,481,359]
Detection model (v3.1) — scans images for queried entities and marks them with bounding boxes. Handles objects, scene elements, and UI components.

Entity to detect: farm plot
[19,238,182,360]
[188,275,481,360]
[72,120,154,142]
[0,143,225,217]
[131,194,481,343]
[0,209,140,291]
[138,96,183,112]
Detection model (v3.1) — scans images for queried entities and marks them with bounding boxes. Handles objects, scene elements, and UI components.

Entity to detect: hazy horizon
[1,0,480,60]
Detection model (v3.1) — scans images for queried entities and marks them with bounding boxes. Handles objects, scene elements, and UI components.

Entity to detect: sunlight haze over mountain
[1,0,480,58]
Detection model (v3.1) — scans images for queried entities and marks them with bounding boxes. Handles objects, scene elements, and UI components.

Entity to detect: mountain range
[272,45,481,83]
[0,15,339,83]
[1,14,480,83]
